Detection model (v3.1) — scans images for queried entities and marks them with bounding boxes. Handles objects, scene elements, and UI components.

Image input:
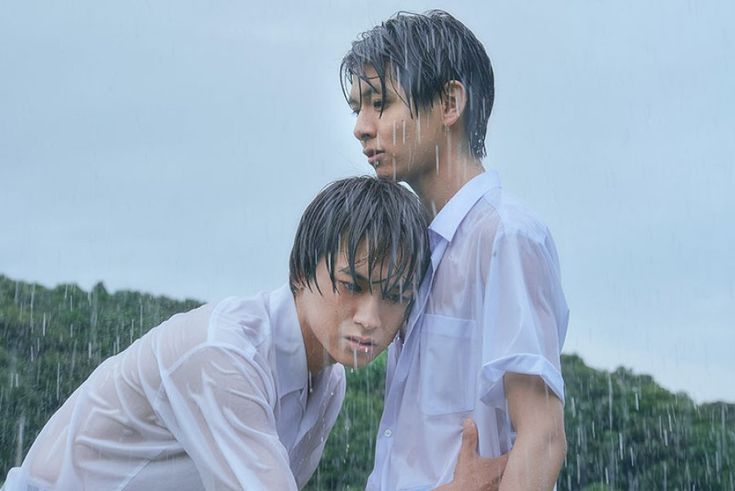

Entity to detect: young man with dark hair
[3,177,430,491]
[342,10,569,490]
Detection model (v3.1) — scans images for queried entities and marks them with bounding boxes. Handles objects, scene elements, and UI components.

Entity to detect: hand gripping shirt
[367,170,569,490]
[3,285,346,491]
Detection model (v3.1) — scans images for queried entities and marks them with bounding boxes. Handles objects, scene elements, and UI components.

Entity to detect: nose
[353,295,381,331]
[353,109,376,143]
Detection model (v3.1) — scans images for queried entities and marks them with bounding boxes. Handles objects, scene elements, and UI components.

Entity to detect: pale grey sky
[1,1,733,403]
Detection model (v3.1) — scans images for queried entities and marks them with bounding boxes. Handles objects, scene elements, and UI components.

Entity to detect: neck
[407,144,484,219]
[294,294,331,376]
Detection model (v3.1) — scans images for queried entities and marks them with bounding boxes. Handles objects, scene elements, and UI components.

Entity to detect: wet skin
[294,249,414,375]
[348,66,447,183]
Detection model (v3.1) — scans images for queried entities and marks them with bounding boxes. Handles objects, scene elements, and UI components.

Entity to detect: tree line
[1,275,732,490]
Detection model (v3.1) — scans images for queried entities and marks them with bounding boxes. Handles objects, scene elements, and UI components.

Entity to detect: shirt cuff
[479,353,565,408]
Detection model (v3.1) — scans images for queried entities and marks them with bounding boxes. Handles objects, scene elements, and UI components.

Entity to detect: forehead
[335,244,412,286]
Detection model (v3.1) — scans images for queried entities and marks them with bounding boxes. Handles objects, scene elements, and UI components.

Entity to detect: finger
[459,418,479,457]
[481,453,509,486]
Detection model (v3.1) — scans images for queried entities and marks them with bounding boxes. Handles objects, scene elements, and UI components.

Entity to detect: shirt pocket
[419,314,477,415]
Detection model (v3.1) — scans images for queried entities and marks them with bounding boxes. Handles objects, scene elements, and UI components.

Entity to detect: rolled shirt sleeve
[155,345,298,491]
[479,225,569,408]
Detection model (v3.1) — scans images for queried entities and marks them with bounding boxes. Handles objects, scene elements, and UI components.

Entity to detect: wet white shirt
[3,285,346,491]
[367,170,569,490]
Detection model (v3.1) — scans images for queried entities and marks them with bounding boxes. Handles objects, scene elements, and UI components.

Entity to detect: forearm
[499,427,566,490]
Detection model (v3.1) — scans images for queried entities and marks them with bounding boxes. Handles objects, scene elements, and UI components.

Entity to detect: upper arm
[504,373,565,437]
[157,346,298,491]
[479,226,569,407]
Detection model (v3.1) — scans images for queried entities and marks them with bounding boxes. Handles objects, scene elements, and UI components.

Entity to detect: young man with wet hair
[3,177,430,491]
[342,10,569,490]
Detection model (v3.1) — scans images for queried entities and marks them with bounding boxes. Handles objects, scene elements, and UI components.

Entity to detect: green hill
[1,275,732,490]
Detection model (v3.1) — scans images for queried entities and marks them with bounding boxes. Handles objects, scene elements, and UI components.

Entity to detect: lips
[363,149,385,167]
[345,335,377,352]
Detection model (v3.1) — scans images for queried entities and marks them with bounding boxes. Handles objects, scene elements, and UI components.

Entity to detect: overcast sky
[1,0,733,403]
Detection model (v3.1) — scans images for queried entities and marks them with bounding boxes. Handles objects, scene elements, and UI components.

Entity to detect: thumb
[459,418,479,457]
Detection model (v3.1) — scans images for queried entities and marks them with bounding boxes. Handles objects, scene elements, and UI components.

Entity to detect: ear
[441,80,468,128]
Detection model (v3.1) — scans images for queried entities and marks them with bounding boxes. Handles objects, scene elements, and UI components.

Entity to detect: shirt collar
[269,284,309,397]
[429,169,501,243]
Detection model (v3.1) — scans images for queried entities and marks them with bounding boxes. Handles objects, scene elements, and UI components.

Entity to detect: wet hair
[289,176,429,302]
[340,9,494,159]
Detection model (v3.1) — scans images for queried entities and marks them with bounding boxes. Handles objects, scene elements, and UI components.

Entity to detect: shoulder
[457,189,553,257]
[489,190,549,239]
[208,293,273,350]
[149,294,275,376]
[162,297,280,398]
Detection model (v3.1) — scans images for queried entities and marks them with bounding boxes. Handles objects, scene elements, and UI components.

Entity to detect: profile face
[349,65,445,183]
[295,245,414,369]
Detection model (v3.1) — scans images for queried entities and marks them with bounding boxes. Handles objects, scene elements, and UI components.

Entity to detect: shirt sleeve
[154,345,298,491]
[479,225,569,408]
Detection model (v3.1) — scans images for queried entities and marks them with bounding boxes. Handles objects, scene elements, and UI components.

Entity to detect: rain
[1,1,734,489]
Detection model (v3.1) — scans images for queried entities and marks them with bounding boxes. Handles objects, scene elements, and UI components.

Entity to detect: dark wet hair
[340,10,494,159]
[289,176,429,301]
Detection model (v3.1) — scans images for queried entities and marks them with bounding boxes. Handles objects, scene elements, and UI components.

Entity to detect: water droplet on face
[435,144,440,174]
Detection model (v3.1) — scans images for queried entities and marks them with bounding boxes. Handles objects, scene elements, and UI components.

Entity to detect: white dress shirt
[3,285,346,491]
[367,170,569,490]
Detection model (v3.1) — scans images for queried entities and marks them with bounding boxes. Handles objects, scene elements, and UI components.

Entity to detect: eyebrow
[338,267,383,285]
[347,79,382,107]
[337,267,414,294]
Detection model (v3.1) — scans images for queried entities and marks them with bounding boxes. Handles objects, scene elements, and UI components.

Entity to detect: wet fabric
[367,170,569,490]
[3,285,345,491]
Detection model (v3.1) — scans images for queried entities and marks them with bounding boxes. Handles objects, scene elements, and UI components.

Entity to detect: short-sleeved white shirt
[367,170,569,490]
[3,285,346,491]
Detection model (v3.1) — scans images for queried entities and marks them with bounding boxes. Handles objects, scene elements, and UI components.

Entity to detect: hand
[435,418,508,491]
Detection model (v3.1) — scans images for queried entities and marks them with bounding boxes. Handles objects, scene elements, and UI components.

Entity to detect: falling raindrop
[15,413,25,467]
[435,144,440,174]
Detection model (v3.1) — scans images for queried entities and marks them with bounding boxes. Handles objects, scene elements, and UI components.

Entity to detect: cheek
[381,308,407,339]
[381,118,411,143]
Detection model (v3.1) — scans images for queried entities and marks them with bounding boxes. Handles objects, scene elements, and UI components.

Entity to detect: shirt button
[383,429,392,438]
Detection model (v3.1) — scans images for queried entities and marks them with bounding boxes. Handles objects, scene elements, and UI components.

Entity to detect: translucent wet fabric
[3,285,345,491]
[367,170,569,490]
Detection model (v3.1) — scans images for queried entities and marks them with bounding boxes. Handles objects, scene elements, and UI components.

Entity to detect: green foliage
[1,275,733,490]
[0,275,201,469]
[560,354,735,490]
[307,357,386,491]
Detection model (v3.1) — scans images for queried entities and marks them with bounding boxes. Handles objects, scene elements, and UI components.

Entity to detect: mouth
[363,149,385,168]
[344,335,377,353]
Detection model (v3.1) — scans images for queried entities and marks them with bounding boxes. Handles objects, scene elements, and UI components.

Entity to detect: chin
[373,163,398,181]
[336,349,376,368]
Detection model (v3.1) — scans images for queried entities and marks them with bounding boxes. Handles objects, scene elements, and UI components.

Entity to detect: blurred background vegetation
[1,275,733,490]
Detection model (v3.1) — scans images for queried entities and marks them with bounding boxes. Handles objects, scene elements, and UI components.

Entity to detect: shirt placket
[372,235,448,489]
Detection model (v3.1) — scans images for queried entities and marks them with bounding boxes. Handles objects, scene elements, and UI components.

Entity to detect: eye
[372,99,385,110]
[385,293,401,304]
[384,291,413,305]
[338,280,362,294]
